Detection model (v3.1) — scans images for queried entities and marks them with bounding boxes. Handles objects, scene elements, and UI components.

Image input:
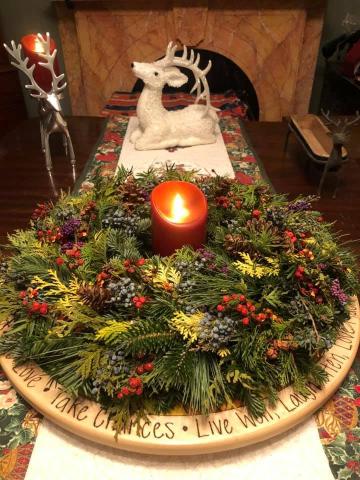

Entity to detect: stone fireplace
[54,0,326,120]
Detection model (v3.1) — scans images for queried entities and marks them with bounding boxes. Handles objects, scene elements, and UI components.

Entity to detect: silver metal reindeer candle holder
[4,33,75,172]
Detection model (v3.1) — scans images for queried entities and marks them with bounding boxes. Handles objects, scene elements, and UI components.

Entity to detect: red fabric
[342,39,360,78]
[101,91,248,119]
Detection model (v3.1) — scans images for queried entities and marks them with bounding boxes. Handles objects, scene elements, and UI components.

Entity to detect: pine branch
[120,319,177,355]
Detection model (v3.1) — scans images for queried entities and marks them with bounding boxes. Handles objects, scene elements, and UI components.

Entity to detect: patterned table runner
[1,115,359,480]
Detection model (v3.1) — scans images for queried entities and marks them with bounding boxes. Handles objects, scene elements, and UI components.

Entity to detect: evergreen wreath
[0,166,358,433]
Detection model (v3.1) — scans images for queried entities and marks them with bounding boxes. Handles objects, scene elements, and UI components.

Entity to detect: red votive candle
[20,33,59,92]
[151,181,208,257]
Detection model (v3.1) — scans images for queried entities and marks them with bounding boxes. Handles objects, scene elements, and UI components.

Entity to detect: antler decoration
[36,32,67,94]
[3,33,75,174]
[156,42,212,112]
[3,40,47,98]
[321,108,360,132]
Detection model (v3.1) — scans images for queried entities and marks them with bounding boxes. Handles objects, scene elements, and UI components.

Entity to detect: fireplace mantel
[54,0,326,120]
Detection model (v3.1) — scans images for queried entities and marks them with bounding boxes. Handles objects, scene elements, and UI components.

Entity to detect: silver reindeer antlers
[4,40,47,98]
[4,33,75,174]
[36,32,67,95]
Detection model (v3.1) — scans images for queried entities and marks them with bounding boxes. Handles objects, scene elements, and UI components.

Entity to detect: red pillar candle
[151,181,208,257]
[20,34,59,92]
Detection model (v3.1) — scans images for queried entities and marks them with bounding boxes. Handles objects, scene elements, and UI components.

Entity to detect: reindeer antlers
[3,32,66,97]
[36,33,67,95]
[3,40,47,98]
[156,42,212,112]
[321,108,360,131]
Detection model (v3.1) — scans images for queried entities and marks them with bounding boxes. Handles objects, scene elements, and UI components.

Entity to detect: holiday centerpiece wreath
[0,166,359,453]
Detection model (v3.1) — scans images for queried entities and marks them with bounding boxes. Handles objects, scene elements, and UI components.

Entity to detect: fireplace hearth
[54,0,326,120]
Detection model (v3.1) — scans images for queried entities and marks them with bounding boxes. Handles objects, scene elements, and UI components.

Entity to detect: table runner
[0,115,359,479]
[101,91,249,120]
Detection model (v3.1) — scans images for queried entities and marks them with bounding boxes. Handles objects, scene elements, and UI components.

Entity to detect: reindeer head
[131,42,212,104]
[4,32,66,111]
[131,61,187,89]
[322,109,360,146]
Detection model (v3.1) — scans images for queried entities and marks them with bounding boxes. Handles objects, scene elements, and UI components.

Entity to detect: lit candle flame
[170,194,189,223]
[34,38,45,54]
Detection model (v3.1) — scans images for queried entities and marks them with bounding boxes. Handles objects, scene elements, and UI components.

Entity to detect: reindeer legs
[318,162,331,197]
[62,133,68,156]
[65,129,75,166]
[39,120,46,153]
[43,133,52,171]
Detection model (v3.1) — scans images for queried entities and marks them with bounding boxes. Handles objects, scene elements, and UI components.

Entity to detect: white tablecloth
[25,418,334,480]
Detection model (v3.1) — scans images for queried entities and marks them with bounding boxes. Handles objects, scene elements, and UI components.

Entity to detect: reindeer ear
[165,67,187,88]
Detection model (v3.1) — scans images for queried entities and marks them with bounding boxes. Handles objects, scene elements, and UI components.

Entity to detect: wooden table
[0,117,359,255]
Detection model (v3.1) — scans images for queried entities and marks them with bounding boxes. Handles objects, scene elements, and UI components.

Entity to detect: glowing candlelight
[151,181,207,256]
[33,37,45,54]
[170,194,189,223]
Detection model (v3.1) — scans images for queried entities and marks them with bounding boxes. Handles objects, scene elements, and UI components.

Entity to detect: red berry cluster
[252,209,261,219]
[132,295,148,309]
[20,289,48,315]
[123,258,146,273]
[294,265,305,279]
[117,376,143,398]
[31,202,51,221]
[215,192,242,210]
[37,228,62,243]
[216,293,272,326]
[63,245,84,270]
[284,230,297,244]
[136,362,154,375]
[298,248,314,261]
[117,361,154,399]
[96,271,110,286]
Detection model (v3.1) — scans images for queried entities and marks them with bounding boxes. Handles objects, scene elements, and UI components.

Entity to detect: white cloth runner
[116,117,235,177]
[25,120,334,479]
[25,418,334,480]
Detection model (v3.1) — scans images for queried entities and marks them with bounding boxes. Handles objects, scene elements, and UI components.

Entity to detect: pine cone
[118,179,147,211]
[225,234,243,258]
[274,335,298,351]
[213,177,233,197]
[224,233,253,258]
[78,284,110,312]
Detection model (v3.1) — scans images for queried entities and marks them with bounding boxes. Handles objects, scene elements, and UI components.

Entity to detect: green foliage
[96,320,129,344]
[76,345,104,379]
[0,168,358,434]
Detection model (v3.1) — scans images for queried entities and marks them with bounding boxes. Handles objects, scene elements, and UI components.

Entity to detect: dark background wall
[0,0,359,118]
[310,0,360,112]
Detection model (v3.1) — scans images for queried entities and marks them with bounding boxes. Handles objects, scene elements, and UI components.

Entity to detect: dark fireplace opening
[132,48,259,120]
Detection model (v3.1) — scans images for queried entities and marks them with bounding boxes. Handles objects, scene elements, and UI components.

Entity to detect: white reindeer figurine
[130,42,219,151]
[4,33,75,171]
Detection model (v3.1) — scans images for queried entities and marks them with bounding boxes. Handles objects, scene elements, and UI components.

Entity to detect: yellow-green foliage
[76,347,103,379]
[217,348,230,358]
[233,253,280,278]
[96,320,129,344]
[32,269,81,299]
[170,310,203,343]
[151,263,181,289]
[226,369,255,389]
